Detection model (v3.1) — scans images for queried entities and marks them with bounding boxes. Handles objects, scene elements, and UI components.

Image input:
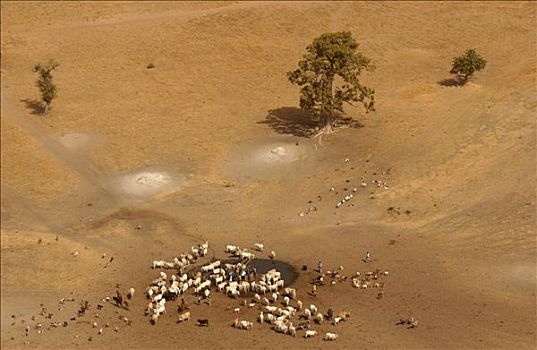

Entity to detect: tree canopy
[450,49,487,84]
[33,59,59,115]
[287,31,375,134]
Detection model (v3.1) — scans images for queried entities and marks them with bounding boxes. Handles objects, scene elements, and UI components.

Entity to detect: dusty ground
[1,1,536,349]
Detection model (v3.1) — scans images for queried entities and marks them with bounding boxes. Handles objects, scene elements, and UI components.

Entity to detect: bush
[33,59,60,115]
[449,49,486,85]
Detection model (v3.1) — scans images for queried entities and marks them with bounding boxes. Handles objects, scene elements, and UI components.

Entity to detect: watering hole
[248,258,298,287]
[191,258,298,295]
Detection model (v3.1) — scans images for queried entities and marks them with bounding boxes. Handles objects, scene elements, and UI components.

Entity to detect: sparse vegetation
[287,32,375,135]
[387,207,412,216]
[33,59,59,115]
[449,49,487,85]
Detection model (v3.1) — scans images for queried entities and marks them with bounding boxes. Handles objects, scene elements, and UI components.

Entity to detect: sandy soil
[1,1,536,349]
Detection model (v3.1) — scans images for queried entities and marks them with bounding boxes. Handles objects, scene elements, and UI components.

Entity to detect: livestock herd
[13,239,414,347]
[140,240,394,341]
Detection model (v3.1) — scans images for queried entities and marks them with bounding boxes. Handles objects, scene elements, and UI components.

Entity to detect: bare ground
[1,1,536,349]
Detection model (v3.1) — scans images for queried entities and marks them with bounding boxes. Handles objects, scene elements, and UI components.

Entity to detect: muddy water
[191,258,299,294]
[248,258,299,287]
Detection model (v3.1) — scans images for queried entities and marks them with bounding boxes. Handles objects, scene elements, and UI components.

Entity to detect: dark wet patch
[249,258,299,287]
[189,258,299,294]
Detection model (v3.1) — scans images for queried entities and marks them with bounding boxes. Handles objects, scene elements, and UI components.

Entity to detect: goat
[233,318,253,330]
[197,319,209,327]
[273,321,288,334]
[282,288,297,299]
[303,308,311,319]
[298,319,310,330]
[217,281,227,292]
[337,311,351,320]
[286,306,297,315]
[240,251,255,262]
[272,292,278,303]
[265,305,278,313]
[177,311,190,323]
[304,330,317,338]
[154,303,165,316]
[145,302,153,316]
[228,289,240,298]
[225,245,240,255]
[324,332,338,341]
[265,313,275,324]
[288,322,297,336]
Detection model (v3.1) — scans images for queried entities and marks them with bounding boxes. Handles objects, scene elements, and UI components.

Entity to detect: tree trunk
[42,102,50,115]
[318,113,335,134]
[316,74,335,135]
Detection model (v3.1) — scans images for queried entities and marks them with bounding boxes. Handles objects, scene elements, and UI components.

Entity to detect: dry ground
[1,1,536,349]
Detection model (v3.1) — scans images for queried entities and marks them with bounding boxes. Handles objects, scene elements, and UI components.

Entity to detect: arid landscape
[1,1,536,349]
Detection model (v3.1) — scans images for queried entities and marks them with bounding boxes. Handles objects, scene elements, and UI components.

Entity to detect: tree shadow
[20,98,45,115]
[258,107,363,138]
[437,77,465,87]
[258,107,318,138]
[335,115,364,130]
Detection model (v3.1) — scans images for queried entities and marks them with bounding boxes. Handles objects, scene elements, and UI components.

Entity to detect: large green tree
[33,59,59,115]
[450,49,487,85]
[287,32,375,134]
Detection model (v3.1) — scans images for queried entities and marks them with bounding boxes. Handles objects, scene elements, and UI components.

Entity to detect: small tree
[449,49,486,85]
[33,59,59,115]
[287,31,375,134]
